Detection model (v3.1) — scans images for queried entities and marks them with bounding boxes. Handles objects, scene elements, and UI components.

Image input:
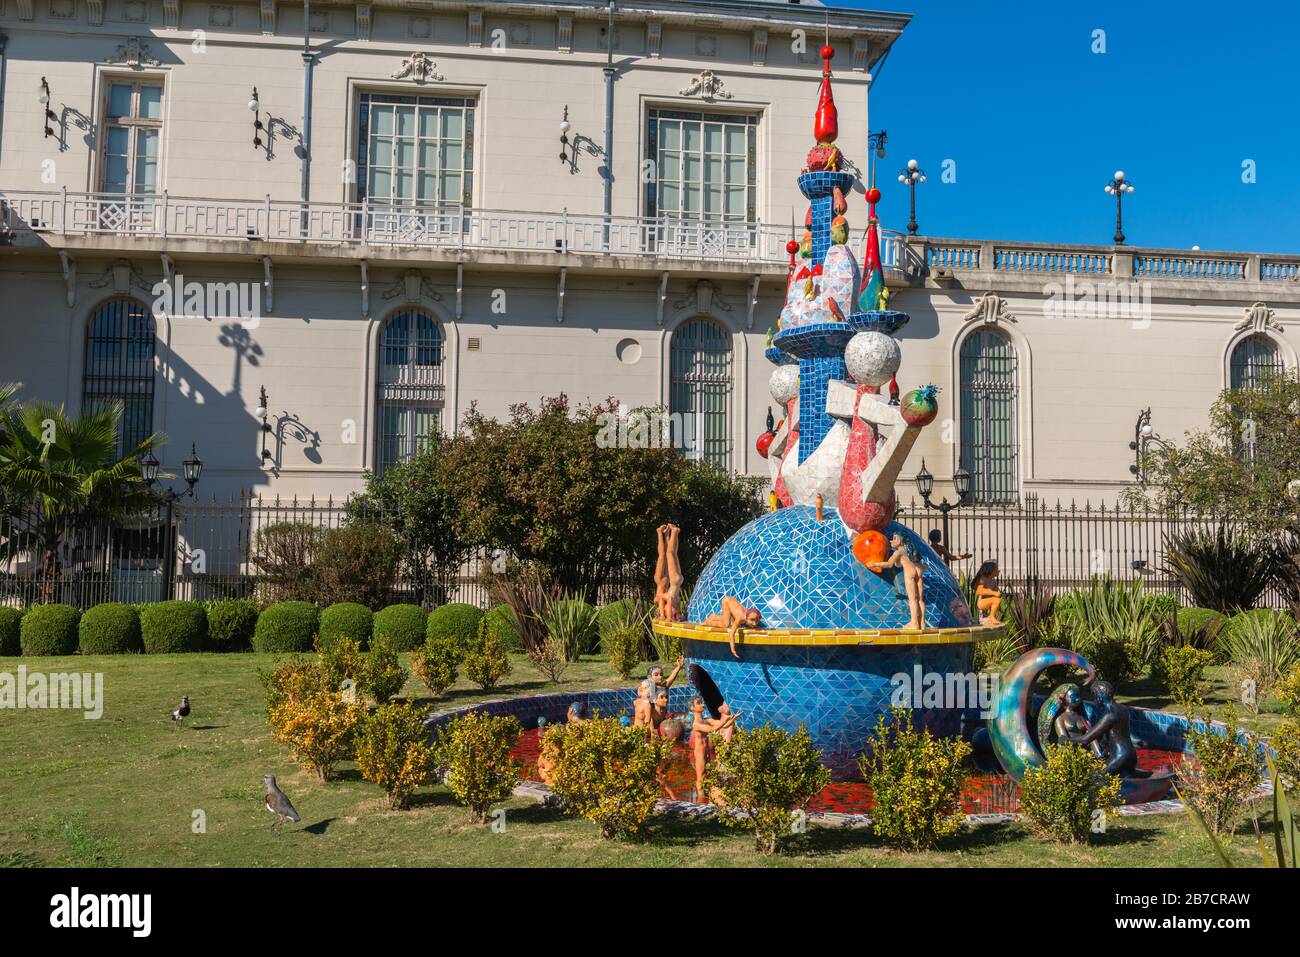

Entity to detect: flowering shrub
[463,620,512,690]
[526,635,567,684]
[411,637,460,696]
[268,690,365,782]
[364,633,408,704]
[604,624,642,681]
[355,702,440,809]
[1019,743,1121,843]
[1157,645,1216,709]
[435,712,522,823]
[545,718,664,839]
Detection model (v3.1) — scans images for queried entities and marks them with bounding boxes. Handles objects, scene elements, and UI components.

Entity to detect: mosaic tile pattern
[764,346,797,366]
[798,170,856,268]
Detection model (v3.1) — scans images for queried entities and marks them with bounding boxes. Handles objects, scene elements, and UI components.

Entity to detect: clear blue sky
[835,0,1300,253]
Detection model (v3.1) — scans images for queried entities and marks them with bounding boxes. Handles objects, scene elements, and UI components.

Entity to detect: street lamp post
[141,444,203,600]
[914,458,973,556]
[1128,407,1170,485]
[898,159,926,236]
[1105,170,1135,245]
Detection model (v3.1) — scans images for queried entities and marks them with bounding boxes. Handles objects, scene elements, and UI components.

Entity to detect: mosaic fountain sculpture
[652,45,1005,775]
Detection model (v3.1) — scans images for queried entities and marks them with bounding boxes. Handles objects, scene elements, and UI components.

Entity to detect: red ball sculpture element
[900,384,940,428]
[755,431,775,458]
[820,45,835,61]
[785,240,800,254]
[865,186,882,204]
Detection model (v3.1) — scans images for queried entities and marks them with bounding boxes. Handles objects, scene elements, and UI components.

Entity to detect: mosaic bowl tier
[687,505,975,630]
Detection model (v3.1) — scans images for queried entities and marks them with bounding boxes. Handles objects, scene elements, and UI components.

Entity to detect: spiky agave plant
[1164,524,1279,614]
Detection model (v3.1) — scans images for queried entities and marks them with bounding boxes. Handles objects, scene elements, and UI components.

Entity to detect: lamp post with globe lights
[1128,407,1171,485]
[1105,170,1135,244]
[898,159,926,236]
[914,459,973,556]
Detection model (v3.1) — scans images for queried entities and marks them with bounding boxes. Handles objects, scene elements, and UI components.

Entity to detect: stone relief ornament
[391,52,445,83]
[1234,301,1284,334]
[962,291,1017,325]
[106,37,160,68]
[679,70,733,101]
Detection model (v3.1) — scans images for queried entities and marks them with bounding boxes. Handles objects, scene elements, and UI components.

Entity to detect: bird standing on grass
[262,775,300,834]
[171,695,190,726]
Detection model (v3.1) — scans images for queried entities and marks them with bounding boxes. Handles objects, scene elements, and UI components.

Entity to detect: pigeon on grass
[262,775,301,834]
[171,695,190,726]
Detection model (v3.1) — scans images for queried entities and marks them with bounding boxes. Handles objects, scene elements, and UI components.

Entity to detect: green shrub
[0,607,23,656]
[425,602,484,648]
[251,521,322,604]
[481,604,521,652]
[364,633,408,704]
[1271,720,1300,790]
[544,717,664,839]
[373,603,427,652]
[355,702,440,809]
[1277,667,1300,718]
[1019,743,1122,843]
[1178,606,1225,637]
[19,604,80,656]
[538,594,599,662]
[708,724,831,855]
[267,688,365,783]
[605,624,642,680]
[435,711,522,823]
[205,598,258,652]
[78,603,142,654]
[1058,577,1165,683]
[860,707,971,851]
[463,620,512,690]
[313,522,400,608]
[1220,610,1300,707]
[1165,525,1278,614]
[252,601,319,654]
[319,602,374,650]
[1157,645,1216,709]
[411,637,460,697]
[1177,707,1262,834]
[139,601,208,654]
[526,635,568,684]
[316,634,365,695]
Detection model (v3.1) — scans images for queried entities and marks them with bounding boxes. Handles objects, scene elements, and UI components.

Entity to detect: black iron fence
[0,491,1289,610]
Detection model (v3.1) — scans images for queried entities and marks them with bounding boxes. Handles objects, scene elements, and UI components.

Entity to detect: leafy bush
[319,602,374,650]
[605,624,642,680]
[545,717,665,839]
[1157,645,1216,709]
[463,619,512,690]
[1220,610,1300,706]
[78,602,142,654]
[1177,707,1262,834]
[1178,606,1226,638]
[1057,577,1165,683]
[252,521,321,603]
[435,711,522,823]
[364,633,408,704]
[648,626,683,666]
[205,598,258,652]
[426,602,485,648]
[260,656,329,715]
[1165,525,1279,614]
[268,689,365,782]
[1163,605,1223,662]
[598,597,652,658]
[411,637,460,696]
[974,634,1026,673]
[0,606,22,656]
[355,702,440,809]
[20,604,81,656]
[139,600,207,654]
[313,522,400,608]
[708,724,831,855]
[1019,743,1122,843]
[1271,720,1300,791]
[488,565,558,655]
[1004,582,1057,653]
[373,603,427,653]
[860,707,971,851]
[252,601,319,654]
[317,634,365,695]
[538,593,599,662]
[526,635,568,684]
[1277,667,1300,718]
[481,604,521,652]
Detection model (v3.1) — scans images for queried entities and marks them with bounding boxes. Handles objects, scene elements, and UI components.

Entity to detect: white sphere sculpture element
[844,331,901,387]
[769,364,800,405]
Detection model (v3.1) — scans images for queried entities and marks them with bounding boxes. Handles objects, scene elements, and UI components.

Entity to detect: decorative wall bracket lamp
[255,385,273,464]
[559,105,571,164]
[39,77,56,138]
[249,88,264,149]
[1128,407,1169,485]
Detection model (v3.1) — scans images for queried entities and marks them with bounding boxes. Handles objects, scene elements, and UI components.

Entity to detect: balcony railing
[0,189,906,271]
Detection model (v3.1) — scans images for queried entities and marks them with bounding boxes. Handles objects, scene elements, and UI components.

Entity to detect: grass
[0,651,1279,867]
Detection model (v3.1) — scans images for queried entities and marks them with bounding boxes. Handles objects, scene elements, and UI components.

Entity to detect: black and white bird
[262,775,300,834]
[170,695,190,725]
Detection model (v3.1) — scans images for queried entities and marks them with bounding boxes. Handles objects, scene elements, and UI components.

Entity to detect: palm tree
[0,394,161,603]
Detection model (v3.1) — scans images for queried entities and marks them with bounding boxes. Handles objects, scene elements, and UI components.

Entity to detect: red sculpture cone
[813,47,838,144]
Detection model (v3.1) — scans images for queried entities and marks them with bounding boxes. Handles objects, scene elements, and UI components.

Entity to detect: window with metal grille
[959,329,1019,503]
[376,309,445,474]
[1229,334,1283,389]
[669,318,732,469]
[83,298,156,458]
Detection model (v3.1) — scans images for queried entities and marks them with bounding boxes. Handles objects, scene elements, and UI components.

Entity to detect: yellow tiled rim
[651,620,1007,647]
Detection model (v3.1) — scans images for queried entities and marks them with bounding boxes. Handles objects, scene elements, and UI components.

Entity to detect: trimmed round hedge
[140,600,209,653]
[374,603,427,652]
[426,602,484,647]
[207,598,259,652]
[320,602,374,649]
[0,606,23,656]
[596,598,635,638]
[253,601,320,653]
[78,602,143,654]
[20,604,81,656]
[481,604,521,652]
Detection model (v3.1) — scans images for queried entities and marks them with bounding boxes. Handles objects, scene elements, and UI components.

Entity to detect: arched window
[83,298,156,457]
[669,318,732,468]
[959,328,1019,503]
[1229,334,1282,389]
[376,309,445,473]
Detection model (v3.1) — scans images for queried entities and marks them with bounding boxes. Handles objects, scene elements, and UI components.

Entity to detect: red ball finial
[785,240,799,254]
[866,186,882,204]
[820,45,835,61]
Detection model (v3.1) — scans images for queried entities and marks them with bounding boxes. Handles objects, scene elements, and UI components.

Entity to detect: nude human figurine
[646,658,684,697]
[651,690,671,728]
[1067,680,1138,776]
[653,524,686,621]
[927,528,971,566]
[632,680,656,739]
[704,596,761,658]
[866,532,926,631]
[971,559,1003,626]
[1052,686,1090,743]
[688,696,741,799]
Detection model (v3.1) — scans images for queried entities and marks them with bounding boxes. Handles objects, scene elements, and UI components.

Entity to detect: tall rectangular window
[959,330,1019,503]
[358,93,475,210]
[645,108,756,225]
[100,80,163,195]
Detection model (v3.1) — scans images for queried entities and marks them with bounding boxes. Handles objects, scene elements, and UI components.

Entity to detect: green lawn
[0,652,1278,868]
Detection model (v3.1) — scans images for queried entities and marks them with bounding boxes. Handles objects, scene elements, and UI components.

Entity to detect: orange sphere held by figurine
[852,529,889,568]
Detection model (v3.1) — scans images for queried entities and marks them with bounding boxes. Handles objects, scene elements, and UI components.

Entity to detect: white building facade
[1,0,1297,507]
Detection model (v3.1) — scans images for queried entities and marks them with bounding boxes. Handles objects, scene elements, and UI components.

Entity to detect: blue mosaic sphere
[687,505,974,630]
